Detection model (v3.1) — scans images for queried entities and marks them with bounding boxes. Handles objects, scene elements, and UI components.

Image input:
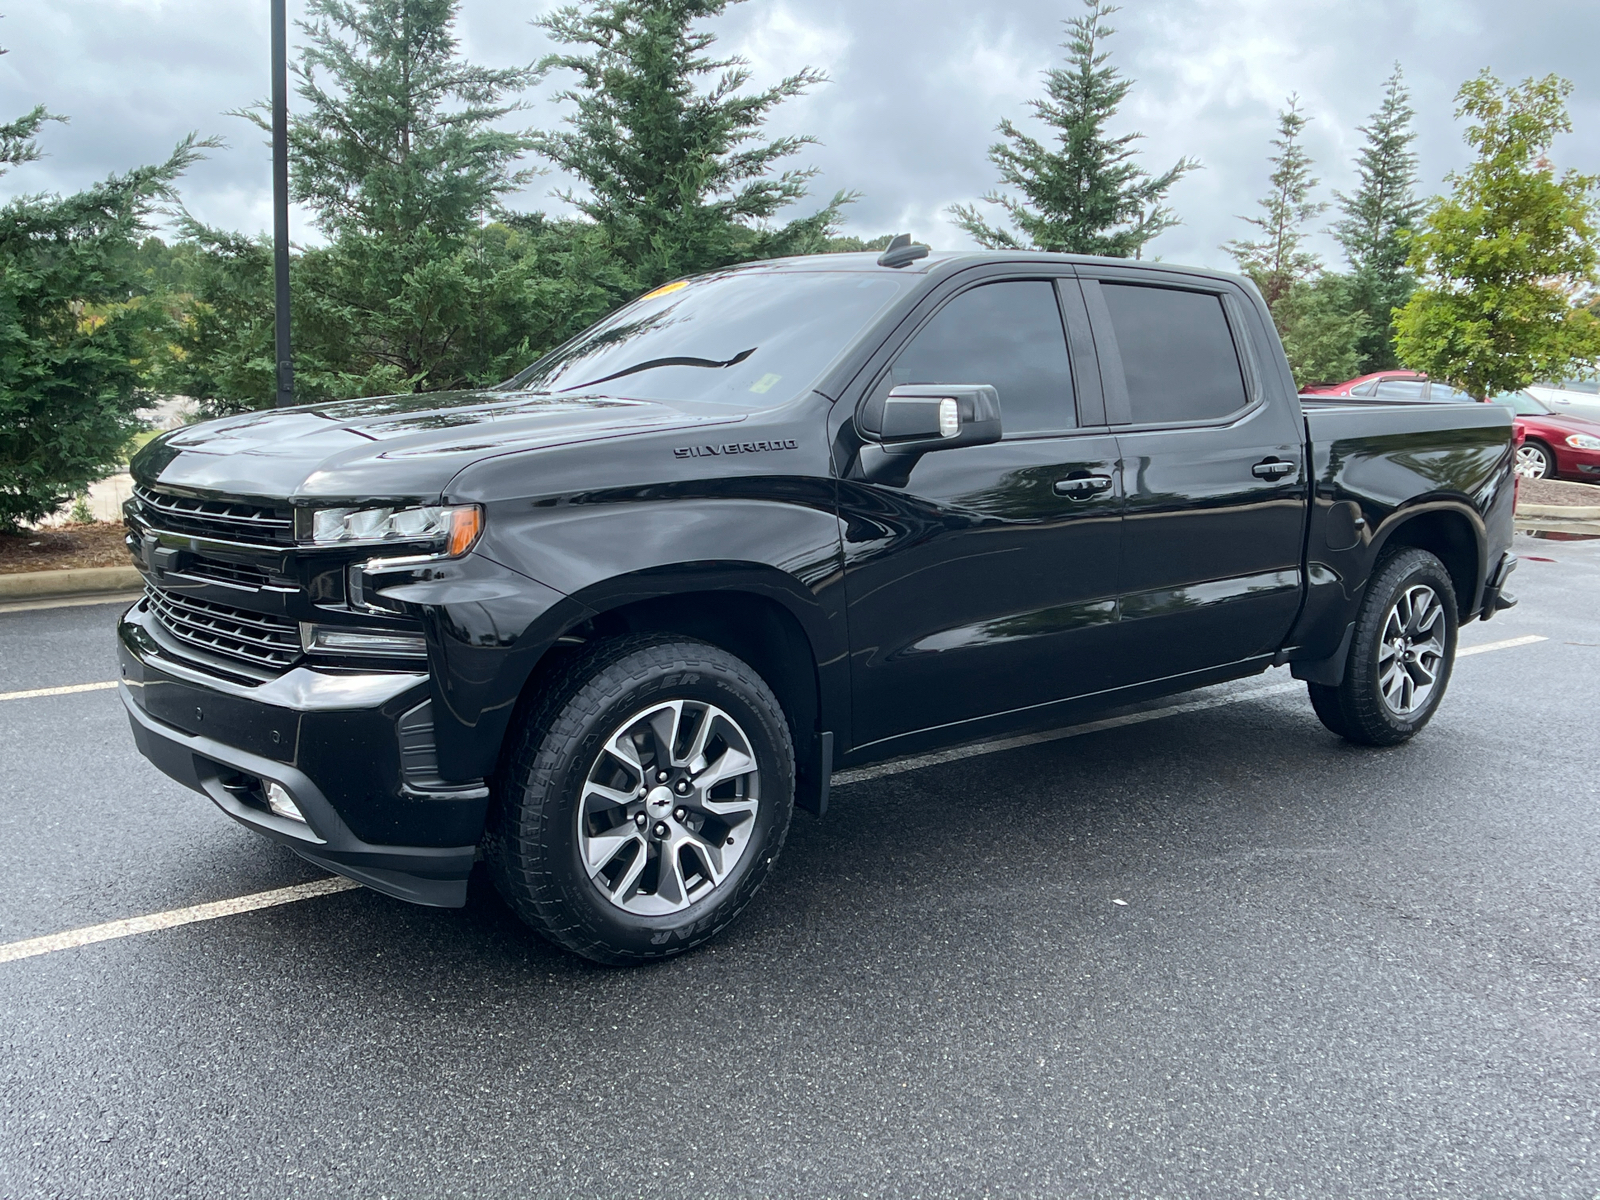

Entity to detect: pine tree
[949,0,1197,257]
[1333,65,1425,372]
[1395,71,1600,399]
[532,0,854,289]
[0,114,211,524]
[225,0,563,398]
[1226,96,1325,312]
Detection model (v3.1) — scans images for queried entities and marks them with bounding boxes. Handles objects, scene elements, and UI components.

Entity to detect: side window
[1427,382,1473,402]
[886,280,1075,436]
[1100,283,1249,424]
[1373,379,1426,400]
[1349,380,1377,396]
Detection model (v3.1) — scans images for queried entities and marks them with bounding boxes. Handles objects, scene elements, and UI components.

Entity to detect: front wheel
[489,635,794,965]
[1307,548,1459,746]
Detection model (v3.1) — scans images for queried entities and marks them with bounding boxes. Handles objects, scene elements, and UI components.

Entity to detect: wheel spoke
[645,701,685,771]
[695,745,756,794]
[608,841,650,902]
[585,827,643,878]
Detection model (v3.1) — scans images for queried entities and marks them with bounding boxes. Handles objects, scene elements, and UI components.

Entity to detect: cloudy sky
[2,0,1596,273]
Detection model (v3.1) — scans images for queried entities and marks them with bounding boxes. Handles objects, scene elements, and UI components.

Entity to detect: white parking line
[0,680,119,702]
[0,877,362,964]
[1457,634,1547,657]
[0,629,1554,966]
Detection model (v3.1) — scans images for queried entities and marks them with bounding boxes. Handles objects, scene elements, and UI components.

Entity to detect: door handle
[1252,459,1296,480]
[1054,474,1113,498]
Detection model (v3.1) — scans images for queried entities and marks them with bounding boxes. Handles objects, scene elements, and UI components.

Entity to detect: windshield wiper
[563,347,756,393]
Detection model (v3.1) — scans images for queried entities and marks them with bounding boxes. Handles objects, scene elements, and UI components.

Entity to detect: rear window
[506,270,911,406]
[1100,284,1248,424]
[1373,379,1426,400]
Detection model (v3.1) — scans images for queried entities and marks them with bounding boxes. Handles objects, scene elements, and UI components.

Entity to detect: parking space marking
[0,877,362,965]
[0,629,1552,967]
[0,680,119,703]
[1457,634,1547,657]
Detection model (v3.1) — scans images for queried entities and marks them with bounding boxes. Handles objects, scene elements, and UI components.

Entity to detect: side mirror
[853,384,1003,486]
[858,384,1002,453]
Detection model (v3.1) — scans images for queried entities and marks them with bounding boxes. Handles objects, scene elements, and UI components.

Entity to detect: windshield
[505,269,911,406]
[1489,390,1553,416]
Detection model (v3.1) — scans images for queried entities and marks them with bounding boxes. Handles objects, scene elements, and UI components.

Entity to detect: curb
[1516,503,1600,519]
[0,565,144,602]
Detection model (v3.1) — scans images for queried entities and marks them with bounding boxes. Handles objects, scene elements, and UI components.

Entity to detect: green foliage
[949,0,1197,257]
[191,0,568,405]
[1275,274,1368,387]
[821,233,897,253]
[1395,71,1600,398]
[69,494,93,524]
[533,0,853,289]
[0,125,211,527]
[1226,96,1325,313]
[1334,66,1425,373]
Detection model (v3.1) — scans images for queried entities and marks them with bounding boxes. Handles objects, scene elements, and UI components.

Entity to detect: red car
[1301,368,1475,402]
[1488,390,1600,482]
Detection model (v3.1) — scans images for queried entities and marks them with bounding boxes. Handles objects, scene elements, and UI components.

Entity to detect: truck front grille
[145,586,302,672]
[133,485,294,547]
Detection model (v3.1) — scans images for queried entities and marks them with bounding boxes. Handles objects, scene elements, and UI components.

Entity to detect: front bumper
[118,605,485,907]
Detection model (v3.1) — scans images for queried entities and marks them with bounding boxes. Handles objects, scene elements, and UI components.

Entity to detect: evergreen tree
[0,109,210,524]
[532,0,854,289]
[1396,71,1600,399]
[1226,95,1324,312]
[1227,96,1368,388]
[238,0,571,398]
[1333,65,1425,372]
[949,0,1197,257]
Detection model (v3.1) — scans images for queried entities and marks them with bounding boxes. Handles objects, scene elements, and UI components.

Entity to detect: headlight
[1565,433,1600,450]
[303,503,483,555]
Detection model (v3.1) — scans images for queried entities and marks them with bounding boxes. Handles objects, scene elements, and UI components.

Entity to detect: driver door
[839,276,1124,756]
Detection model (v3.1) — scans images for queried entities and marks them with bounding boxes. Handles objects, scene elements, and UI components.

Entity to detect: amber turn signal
[447,505,484,557]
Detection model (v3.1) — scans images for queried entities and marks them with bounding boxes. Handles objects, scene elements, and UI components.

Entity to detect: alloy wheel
[1377,583,1445,716]
[577,700,761,916]
[1515,445,1550,479]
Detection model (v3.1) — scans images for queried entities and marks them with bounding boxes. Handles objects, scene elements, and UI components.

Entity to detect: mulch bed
[0,522,131,574]
[1518,478,1600,508]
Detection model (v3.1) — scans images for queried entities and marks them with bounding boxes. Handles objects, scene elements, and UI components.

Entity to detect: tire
[1516,441,1555,480]
[489,635,794,965]
[1306,548,1459,746]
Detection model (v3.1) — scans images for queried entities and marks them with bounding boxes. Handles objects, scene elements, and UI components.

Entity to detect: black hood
[132,389,747,502]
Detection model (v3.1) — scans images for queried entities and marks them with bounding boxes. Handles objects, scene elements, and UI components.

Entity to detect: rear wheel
[1516,441,1555,480]
[490,635,794,965]
[1307,548,1458,746]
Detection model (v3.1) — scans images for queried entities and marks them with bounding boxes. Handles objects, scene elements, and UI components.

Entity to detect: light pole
[271,0,294,408]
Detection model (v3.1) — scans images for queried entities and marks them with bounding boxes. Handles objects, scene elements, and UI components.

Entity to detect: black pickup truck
[119,246,1519,963]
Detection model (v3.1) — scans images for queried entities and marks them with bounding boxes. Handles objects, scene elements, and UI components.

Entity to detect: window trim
[860,273,1090,441]
[1078,275,1264,432]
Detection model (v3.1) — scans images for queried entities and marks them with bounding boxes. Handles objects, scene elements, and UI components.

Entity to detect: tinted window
[506,269,911,407]
[1373,379,1427,399]
[886,281,1074,435]
[1429,382,1473,401]
[1349,380,1377,396]
[1100,284,1248,423]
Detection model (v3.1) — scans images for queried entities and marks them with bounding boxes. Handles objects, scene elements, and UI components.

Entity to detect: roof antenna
[877,233,930,268]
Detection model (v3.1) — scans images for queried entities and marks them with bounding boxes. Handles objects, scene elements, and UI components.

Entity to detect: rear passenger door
[1077,270,1307,681]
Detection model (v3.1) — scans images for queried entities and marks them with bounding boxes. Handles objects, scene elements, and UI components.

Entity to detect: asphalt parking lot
[2,530,1597,1199]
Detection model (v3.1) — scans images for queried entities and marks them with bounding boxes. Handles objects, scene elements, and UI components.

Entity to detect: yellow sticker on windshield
[642,280,689,300]
[749,373,782,394]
